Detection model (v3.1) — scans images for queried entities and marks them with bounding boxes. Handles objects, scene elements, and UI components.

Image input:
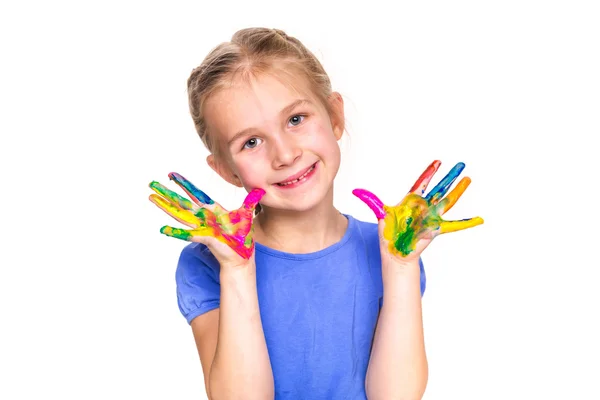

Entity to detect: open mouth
[275,162,318,187]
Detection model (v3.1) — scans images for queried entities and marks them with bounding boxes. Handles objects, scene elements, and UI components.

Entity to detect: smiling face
[203,72,345,213]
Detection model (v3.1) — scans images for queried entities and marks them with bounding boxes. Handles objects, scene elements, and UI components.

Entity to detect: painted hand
[149,172,264,260]
[353,160,483,261]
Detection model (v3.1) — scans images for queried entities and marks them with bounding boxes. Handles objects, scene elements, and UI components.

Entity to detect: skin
[149,67,483,399]
[149,172,264,259]
[149,72,347,257]
[149,170,274,399]
[353,160,484,259]
[204,74,344,215]
[148,71,347,399]
[355,160,483,399]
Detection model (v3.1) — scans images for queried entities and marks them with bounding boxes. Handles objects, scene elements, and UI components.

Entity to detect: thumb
[242,188,266,212]
[352,189,386,219]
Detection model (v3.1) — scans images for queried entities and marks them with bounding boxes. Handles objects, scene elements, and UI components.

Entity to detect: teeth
[278,164,315,186]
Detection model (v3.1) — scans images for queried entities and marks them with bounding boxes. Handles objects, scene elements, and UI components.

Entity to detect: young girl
[149,27,483,400]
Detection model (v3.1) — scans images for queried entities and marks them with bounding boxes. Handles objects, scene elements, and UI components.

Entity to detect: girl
[149,27,483,400]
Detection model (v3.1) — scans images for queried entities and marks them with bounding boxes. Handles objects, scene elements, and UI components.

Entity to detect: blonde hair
[186,27,343,158]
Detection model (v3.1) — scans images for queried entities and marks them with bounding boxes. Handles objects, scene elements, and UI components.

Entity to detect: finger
[241,188,266,211]
[149,181,197,211]
[352,189,386,219]
[439,216,484,234]
[149,194,201,228]
[425,162,465,205]
[409,160,441,195]
[160,225,219,242]
[168,172,215,206]
[435,177,471,215]
[160,225,194,241]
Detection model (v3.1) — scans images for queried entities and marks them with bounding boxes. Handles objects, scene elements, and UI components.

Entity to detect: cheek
[312,124,341,161]
[233,157,265,186]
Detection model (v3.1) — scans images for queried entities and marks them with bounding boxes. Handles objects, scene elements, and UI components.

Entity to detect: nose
[271,134,302,169]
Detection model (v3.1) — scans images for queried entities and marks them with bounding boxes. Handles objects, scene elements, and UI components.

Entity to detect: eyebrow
[227,99,312,146]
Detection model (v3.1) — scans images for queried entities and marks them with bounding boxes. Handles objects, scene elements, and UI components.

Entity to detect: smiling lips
[275,162,318,187]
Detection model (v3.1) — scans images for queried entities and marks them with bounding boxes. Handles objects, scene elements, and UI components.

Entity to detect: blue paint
[169,172,215,205]
[425,162,465,203]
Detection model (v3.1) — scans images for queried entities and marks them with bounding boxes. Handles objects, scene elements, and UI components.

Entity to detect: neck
[253,187,348,254]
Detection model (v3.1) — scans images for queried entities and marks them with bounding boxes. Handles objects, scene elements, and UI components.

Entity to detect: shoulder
[345,214,382,270]
[176,242,220,278]
[347,214,379,248]
[175,242,222,324]
[346,214,427,296]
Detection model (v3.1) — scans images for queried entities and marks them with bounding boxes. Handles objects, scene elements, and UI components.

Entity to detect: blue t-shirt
[175,214,426,399]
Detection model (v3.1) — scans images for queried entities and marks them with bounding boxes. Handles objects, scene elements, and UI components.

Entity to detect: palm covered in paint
[353,160,483,261]
[149,172,264,260]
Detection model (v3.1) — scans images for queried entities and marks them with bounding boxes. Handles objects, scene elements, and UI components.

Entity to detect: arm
[148,175,274,399]
[353,160,484,400]
[366,260,427,400]
[192,263,274,400]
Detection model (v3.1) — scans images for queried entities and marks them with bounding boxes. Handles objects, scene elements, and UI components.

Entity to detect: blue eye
[243,137,262,149]
[289,115,305,126]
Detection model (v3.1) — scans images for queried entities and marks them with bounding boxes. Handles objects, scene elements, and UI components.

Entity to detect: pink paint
[243,188,266,210]
[352,189,386,219]
[150,172,267,259]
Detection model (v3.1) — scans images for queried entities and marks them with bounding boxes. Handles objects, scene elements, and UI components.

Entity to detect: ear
[329,92,345,140]
[206,154,244,188]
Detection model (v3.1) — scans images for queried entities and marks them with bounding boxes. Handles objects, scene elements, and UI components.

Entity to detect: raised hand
[353,160,483,260]
[149,172,265,260]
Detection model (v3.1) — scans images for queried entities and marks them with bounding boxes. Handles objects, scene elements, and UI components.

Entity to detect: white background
[1,0,598,399]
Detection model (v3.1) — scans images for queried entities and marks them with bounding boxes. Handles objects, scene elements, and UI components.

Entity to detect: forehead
[203,72,319,138]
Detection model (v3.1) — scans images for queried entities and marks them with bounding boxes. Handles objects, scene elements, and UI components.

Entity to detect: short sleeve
[175,243,221,325]
[419,257,426,296]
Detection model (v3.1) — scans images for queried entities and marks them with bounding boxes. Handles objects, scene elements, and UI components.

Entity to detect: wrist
[219,262,260,307]
[220,260,257,281]
[381,256,421,275]
[381,258,421,289]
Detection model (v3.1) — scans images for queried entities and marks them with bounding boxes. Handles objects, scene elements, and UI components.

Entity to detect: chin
[266,184,333,213]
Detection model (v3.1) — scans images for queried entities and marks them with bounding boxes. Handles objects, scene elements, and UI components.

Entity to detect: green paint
[194,208,208,219]
[394,226,417,256]
[161,226,192,241]
[151,181,194,210]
